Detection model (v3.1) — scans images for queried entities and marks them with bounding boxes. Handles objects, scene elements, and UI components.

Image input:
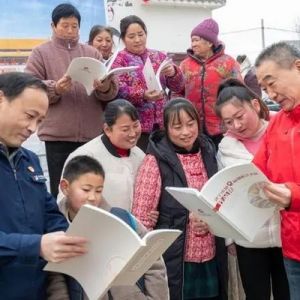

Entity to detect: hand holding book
[158,58,175,77]
[142,57,174,92]
[66,56,138,95]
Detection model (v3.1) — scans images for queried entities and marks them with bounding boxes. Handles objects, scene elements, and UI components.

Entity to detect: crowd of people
[0,2,299,300]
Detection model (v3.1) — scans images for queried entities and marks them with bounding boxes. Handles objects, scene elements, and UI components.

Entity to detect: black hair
[163,98,200,132]
[255,41,300,69]
[52,3,81,27]
[62,155,105,183]
[88,25,120,45]
[215,78,269,120]
[236,54,247,64]
[0,72,47,102]
[120,15,147,40]
[88,25,113,45]
[104,99,139,127]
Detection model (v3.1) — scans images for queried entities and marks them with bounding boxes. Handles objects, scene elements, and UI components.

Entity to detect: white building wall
[107,0,218,53]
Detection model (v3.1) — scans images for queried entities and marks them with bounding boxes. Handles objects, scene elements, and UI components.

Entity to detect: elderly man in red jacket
[254,41,300,300]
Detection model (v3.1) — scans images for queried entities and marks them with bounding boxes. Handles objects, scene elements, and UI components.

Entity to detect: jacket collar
[0,143,30,165]
[186,43,224,64]
[286,103,300,121]
[124,48,149,63]
[51,33,79,50]
[101,134,131,158]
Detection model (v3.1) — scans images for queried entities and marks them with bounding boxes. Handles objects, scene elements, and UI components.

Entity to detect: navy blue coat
[0,145,68,299]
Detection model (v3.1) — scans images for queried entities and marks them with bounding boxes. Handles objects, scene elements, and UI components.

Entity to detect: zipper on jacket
[12,168,17,180]
[180,210,189,300]
[200,64,206,134]
[0,147,19,180]
[290,126,297,180]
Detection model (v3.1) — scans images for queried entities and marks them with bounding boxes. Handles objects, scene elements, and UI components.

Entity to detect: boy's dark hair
[215,78,269,120]
[52,3,81,27]
[104,99,139,127]
[120,15,147,40]
[62,155,105,183]
[0,72,47,102]
[255,41,300,69]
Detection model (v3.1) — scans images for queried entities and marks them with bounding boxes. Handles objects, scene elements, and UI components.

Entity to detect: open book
[44,205,181,300]
[66,55,138,95]
[142,56,172,91]
[166,163,277,242]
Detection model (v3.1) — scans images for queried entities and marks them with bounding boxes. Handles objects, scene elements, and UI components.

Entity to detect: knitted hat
[191,18,219,47]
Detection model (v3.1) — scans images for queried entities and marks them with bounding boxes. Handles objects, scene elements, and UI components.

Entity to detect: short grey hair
[255,41,300,69]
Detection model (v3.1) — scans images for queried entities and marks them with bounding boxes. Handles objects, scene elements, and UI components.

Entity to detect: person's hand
[144,89,163,102]
[93,76,112,93]
[227,243,237,256]
[160,64,176,77]
[263,182,292,208]
[40,231,88,263]
[148,210,159,224]
[55,75,72,95]
[189,213,209,235]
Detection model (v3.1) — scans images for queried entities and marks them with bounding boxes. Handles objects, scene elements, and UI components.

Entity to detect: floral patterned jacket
[179,44,242,136]
[112,48,184,133]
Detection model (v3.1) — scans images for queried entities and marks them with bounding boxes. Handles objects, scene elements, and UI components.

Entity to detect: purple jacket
[25,35,118,142]
[112,48,184,133]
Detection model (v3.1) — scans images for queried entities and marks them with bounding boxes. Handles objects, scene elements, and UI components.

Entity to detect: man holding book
[25,3,118,198]
[254,41,300,300]
[0,72,87,300]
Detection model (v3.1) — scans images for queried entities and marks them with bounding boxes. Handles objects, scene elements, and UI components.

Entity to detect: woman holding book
[215,78,289,300]
[132,98,227,300]
[111,15,184,151]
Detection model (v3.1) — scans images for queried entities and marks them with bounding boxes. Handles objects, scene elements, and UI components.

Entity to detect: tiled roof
[142,0,226,8]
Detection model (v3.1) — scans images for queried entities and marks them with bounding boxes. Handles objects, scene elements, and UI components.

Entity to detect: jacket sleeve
[252,134,269,175]
[25,48,61,104]
[164,65,185,94]
[44,192,69,233]
[135,220,170,300]
[225,57,243,81]
[111,54,146,105]
[0,231,41,264]
[253,130,300,212]
[285,183,300,212]
[132,155,162,230]
[170,61,186,98]
[93,75,119,102]
[28,152,68,234]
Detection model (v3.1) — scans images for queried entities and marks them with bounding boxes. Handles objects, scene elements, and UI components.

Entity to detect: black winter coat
[147,131,228,300]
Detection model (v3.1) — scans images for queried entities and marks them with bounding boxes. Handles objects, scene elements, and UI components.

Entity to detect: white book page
[44,205,142,300]
[142,57,161,91]
[113,229,181,286]
[107,65,139,78]
[66,57,107,95]
[200,163,276,240]
[165,187,248,241]
[66,56,138,95]
[105,47,120,72]
[155,57,173,90]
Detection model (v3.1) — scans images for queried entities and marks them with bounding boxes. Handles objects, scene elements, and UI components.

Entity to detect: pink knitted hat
[191,18,219,47]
